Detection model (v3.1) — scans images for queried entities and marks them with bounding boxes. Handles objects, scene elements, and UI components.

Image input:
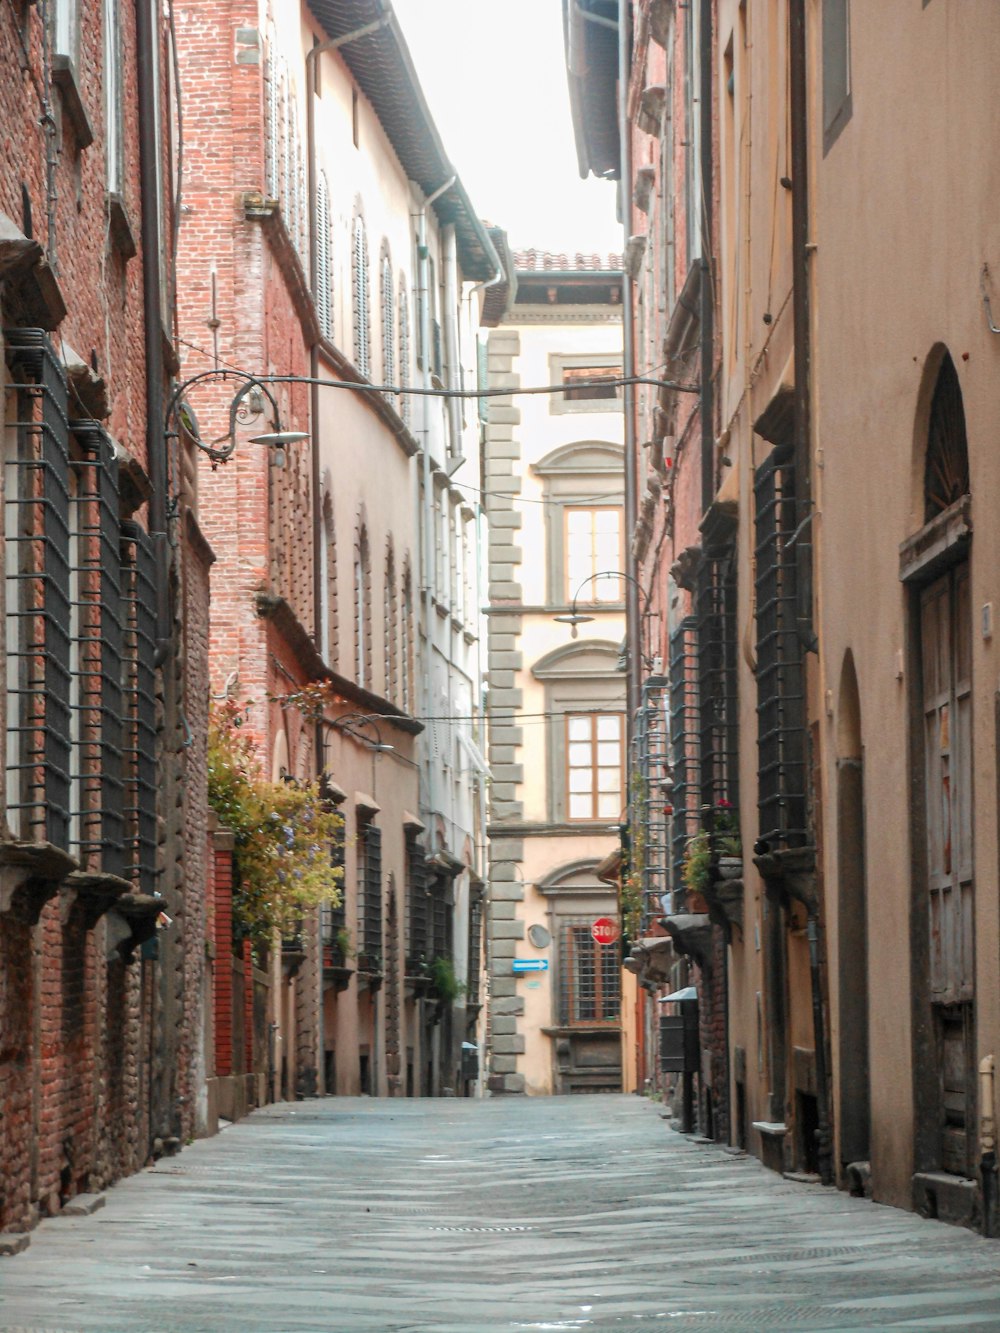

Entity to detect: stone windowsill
[52,54,94,149]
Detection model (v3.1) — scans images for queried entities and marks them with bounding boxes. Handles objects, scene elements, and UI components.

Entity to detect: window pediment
[532,639,621,681]
[532,441,624,478]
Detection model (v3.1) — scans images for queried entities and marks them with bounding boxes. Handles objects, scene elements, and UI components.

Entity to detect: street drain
[428,1224,534,1233]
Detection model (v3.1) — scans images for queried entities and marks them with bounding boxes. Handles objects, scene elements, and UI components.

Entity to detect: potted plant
[714,800,742,879]
[681,829,711,910]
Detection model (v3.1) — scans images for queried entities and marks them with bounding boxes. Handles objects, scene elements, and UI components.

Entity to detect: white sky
[389,0,622,258]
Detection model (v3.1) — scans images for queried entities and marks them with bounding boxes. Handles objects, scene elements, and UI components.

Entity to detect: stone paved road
[3,1096,1000,1332]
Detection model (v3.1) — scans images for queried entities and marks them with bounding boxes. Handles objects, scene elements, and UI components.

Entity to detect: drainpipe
[417,175,457,841]
[981,1055,998,1236]
[789,0,831,1187]
[788,0,815,648]
[699,0,713,518]
[618,0,640,734]
[806,908,833,1185]
[442,225,463,464]
[135,0,169,654]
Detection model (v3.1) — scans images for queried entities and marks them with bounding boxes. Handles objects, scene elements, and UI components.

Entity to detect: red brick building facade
[0,0,211,1234]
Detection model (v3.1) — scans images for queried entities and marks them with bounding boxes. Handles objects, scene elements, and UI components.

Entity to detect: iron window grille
[630,673,671,931]
[120,521,158,890]
[356,819,383,972]
[669,616,701,901]
[69,421,125,874]
[466,886,484,1007]
[559,920,621,1026]
[404,828,429,975]
[754,453,808,848]
[3,329,72,847]
[320,816,347,967]
[696,550,739,812]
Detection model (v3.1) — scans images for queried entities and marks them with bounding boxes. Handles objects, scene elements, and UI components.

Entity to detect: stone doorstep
[58,1193,106,1217]
[0,1232,30,1256]
[913,1171,980,1229]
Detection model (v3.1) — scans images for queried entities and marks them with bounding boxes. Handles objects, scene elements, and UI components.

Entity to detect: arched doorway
[835,651,870,1178]
[904,349,974,1181]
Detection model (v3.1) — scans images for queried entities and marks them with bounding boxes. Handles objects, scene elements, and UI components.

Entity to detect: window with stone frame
[565,713,624,822]
[533,639,627,825]
[352,211,371,379]
[564,505,623,604]
[532,441,625,607]
[397,279,411,426]
[380,244,395,392]
[383,541,397,702]
[315,171,333,340]
[559,919,621,1025]
[353,522,371,689]
[401,562,414,713]
[549,354,623,416]
[319,490,337,666]
[355,811,382,975]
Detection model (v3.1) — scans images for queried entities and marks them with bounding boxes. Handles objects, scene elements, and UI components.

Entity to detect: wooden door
[920,564,975,1175]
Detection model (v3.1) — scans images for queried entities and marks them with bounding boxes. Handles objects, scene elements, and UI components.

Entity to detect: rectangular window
[550,354,623,415]
[561,366,619,402]
[560,922,621,1026]
[355,818,382,973]
[822,0,852,151]
[104,0,123,192]
[565,712,623,822]
[54,0,79,60]
[565,507,622,603]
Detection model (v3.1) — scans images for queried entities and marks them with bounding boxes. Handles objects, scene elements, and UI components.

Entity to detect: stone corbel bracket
[0,841,77,924]
[752,846,818,912]
[62,871,134,931]
[106,893,165,962]
[702,876,744,937]
[662,912,713,968]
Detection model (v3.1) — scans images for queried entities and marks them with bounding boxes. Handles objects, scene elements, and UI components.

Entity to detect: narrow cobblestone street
[3,1095,1000,1331]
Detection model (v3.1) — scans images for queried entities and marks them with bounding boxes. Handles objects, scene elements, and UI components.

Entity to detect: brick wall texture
[0,0,209,1233]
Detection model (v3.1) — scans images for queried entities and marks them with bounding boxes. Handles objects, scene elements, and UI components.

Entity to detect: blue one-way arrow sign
[512,959,549,973]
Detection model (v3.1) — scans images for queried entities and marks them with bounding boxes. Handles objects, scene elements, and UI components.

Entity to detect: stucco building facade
[485,252,626,1097]
[176,0,494,1107]
[569,0,1000,1232]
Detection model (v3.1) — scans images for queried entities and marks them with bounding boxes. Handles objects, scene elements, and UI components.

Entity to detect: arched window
[354,523,371,687]
[265,33,281,200]
[319,491,337,665]
[380,246,395,391]
[398,279,411,426]
[384,542,397,701]
[352,213,371,378]
[315,172,333,340]
[924,352,970,522]
[401,562,414,713]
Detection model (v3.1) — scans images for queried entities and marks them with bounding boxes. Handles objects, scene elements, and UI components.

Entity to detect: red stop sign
[591,916,620,946]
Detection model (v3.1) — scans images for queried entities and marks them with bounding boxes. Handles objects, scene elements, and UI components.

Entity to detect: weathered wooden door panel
[920,565,975,1175]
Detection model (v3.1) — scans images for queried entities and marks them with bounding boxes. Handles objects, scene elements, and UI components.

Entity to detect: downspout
[417,175,457,840]
[305,11,392,1094]
[135,0,169,654]
[788,0,815,647]
[789,0,831,1188]
[618,0,640,733]
[699,0,713,517]
[442,225,462,464]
